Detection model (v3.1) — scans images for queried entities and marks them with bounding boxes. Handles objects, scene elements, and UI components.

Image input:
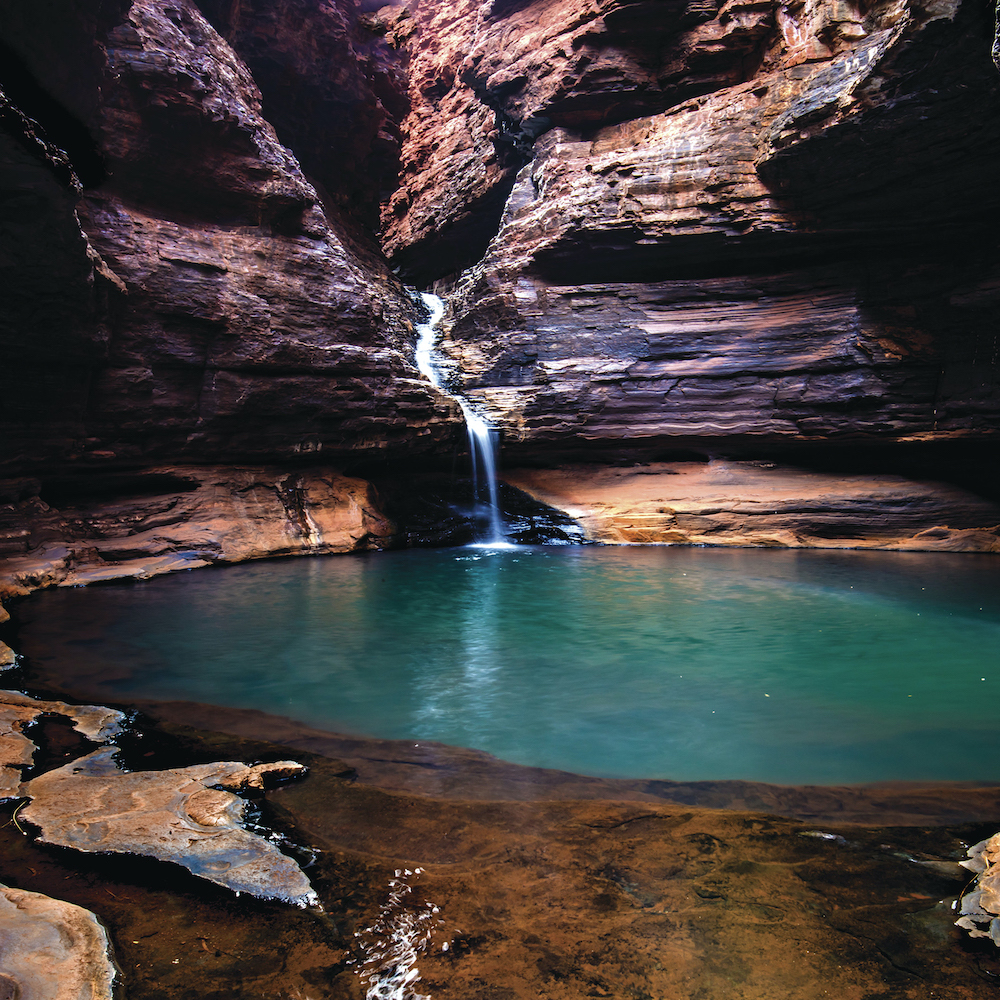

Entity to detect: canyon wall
[0,0,458,480]
[2,0,1000,578]
[381,0,1000,482]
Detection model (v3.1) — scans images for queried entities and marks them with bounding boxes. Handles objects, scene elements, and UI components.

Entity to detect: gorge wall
[2,0,1000,585]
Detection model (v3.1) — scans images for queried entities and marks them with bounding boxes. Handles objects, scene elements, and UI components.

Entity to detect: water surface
[16,546,1000,785]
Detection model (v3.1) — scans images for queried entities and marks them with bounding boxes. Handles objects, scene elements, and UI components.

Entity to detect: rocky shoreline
[1,457,997,613]
[0,656,997,998]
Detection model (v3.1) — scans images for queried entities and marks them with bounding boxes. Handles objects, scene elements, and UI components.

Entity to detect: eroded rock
[0,464,397,595]
[0,0,459,476]
[0,691,124,798]
[0,882,117,1000]
[20,747,318,908]
[503,460,1000,551]
[957,832,1000,944]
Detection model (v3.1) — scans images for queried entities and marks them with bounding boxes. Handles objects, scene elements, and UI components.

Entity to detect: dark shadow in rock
[364,470,587,547]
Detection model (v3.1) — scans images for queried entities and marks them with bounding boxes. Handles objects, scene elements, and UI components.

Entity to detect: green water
[16,546,1000,785]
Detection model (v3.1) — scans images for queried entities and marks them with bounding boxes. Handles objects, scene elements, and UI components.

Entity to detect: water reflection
[14,547,1000,785]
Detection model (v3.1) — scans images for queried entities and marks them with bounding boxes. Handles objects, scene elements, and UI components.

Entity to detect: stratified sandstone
[0,0,459,475]
[380,0,1000,480]
[21,747,318,907]
[0,465,395,595]
[0,883,117,1000]
[195,0,410,235]
[503,460,1000,550]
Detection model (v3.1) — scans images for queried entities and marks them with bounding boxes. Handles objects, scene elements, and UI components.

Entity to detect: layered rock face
[0,465,395,595]
[2,0,1000,570]
[383,0,1000,479]
[0,0,458,477]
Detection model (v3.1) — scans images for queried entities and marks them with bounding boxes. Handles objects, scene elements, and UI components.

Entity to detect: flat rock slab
[20,747,318,908]
[0,691,124,798]
[504,460,1000,551]
[0,882,116,1000]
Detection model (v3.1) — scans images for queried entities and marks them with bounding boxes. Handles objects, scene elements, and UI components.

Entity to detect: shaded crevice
[0,39,105,189]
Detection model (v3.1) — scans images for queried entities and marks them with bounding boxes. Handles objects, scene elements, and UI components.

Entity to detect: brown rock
[21,747,318,907]
[0,883,117,1000]
[382,0,1000,473]
[0,464,398,594]
[0,690,124,797]
[0,0,460,475]
[196,0,410,234]
[503,460,1000,551]
[957,832,1000,944]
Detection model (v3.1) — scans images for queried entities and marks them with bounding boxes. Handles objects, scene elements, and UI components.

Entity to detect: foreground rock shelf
[21,748,318,908]
[0,700,996,999]
[0,882,118,1000]
[0,688,317,908]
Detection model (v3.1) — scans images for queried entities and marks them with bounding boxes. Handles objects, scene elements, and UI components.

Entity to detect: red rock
[0,0,460,475]
[0,465,398,594]
[502,460,1000,551]
[396,0,1000,465]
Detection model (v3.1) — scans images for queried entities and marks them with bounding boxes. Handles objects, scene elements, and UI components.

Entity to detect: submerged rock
[0,882,117,1000]
[20,747,318,908]
[0,690,124,798]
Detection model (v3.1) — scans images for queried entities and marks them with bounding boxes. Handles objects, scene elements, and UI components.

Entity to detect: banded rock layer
[1,0,999,572]
[0,0,458,476]
[386,0,1000,471]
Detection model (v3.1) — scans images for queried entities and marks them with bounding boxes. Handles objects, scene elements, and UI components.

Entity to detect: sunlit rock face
[0,0,458,476]
[383,0,1000,470]
[0,465,397,596]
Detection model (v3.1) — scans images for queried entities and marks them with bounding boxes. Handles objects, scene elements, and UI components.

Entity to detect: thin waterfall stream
[414,291,508,545]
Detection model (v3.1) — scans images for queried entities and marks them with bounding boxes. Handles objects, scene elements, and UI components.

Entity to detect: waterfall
[414,292,508,546]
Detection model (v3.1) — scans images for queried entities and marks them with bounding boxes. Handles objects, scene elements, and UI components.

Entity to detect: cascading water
[414,291,508,546]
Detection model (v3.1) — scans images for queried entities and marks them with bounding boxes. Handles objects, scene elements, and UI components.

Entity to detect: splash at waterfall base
[413,292,516,548]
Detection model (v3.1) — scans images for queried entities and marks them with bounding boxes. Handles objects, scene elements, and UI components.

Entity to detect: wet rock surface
[0,711,994,999]
[0,882,117,1000]
[957,832,1000,945]
[21,749,318,908]
[0,690,317,909]
[0,691,124,798]
[138,700,1000,829]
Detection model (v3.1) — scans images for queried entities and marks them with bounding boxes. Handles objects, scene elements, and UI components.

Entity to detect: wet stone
[20,747,318,908]
[957,831,1000,943]
[0,691,124,799]
[0,882,116,1000]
